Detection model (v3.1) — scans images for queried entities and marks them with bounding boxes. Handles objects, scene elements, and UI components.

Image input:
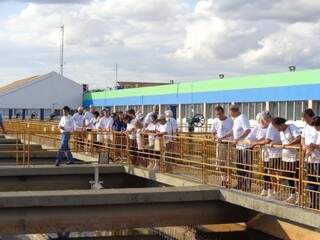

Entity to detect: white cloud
[0,0,320,89]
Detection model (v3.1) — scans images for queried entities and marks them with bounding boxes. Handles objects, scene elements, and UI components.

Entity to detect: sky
[0,0,319,89]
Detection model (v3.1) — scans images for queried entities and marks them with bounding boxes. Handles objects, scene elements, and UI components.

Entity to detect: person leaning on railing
[227,104,252,192]
[305,116,320,209]
[211,105,233,186]
[271,117,301,204]
[55,106,75,167]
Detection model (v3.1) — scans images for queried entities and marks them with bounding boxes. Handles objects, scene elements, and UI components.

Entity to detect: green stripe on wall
[84,69,320,101]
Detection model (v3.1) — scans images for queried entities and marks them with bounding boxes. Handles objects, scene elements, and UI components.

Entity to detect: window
[287,102,294,120]
[279,102,286,119]
[206,104,214,119]
[314,101,320,115]
[269,102,278,118]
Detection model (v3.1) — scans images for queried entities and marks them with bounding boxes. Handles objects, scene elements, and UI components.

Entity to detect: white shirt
[73,112,84,130]
[247,125,268,142]
[263,124,282,161]
[97,116,113,130]
[146,122,159,147]
[144,112,156,126]
[59,115,74,133]
[307,131,320,163]
[126,122,137,140]
[84,111,94,128]
[211,117,233,140]
[233,113,250,140]
[302,123,317,146]
[280,124,301,162]
[166,117,178,135]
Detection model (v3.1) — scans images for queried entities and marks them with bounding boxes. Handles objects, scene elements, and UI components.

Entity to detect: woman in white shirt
[272,117,301,204]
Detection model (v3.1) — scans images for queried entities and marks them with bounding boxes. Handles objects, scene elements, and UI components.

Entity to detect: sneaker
[260,189,268,197]
[67,161,74,165]
[285,193,296,204]
[55,160,60,167]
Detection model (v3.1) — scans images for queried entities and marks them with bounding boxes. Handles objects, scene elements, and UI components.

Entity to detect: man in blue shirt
[0,113,6,133]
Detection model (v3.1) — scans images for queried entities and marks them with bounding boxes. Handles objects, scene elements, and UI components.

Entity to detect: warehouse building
[83,69,320,127]
[0,71,83,119]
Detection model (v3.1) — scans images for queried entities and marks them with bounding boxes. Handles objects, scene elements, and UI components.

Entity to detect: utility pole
[115,63,118,83]
[60,24,64,77]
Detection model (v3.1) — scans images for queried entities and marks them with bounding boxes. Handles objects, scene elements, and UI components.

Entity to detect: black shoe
[67,161,74,165]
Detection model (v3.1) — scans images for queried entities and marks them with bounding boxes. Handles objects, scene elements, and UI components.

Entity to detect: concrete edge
[0,164,126,176]
[219,188,320,229]
[0,186,220,208]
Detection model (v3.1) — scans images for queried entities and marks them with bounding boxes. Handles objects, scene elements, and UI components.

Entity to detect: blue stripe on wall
[83,84,320,108]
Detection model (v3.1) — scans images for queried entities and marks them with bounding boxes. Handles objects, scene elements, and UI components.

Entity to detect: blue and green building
[83,69,320,123]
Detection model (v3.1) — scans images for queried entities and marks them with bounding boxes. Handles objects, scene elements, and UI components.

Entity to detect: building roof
[83,69,320,107]
[0,72,80,97]
[0,75,40,96]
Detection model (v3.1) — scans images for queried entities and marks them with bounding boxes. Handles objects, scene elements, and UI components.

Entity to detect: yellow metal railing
[2,120,320,212]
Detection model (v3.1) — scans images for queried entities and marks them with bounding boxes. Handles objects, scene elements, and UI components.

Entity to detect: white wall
[0,72,82,110]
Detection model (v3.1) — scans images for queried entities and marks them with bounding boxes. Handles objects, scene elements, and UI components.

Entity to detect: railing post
[227,142,232,189]
[298,146,305,207]
[22,131,26,165]
[27,132,31,166]
[15,132,19,165]
[126,133,130,165]
[159,136,165,173]
[202,139,207,184]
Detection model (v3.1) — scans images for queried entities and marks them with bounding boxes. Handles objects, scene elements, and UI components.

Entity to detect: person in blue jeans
[56,106,75,166]
[0,113,6,133]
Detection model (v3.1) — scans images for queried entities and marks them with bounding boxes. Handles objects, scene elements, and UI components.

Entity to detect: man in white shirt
[228,104,251,191]
[56,106,74,166]
[211,106,233,186]
[73,107,85,131]
[96,109,114,142]
[144,105,159,128]
[84,105,95,130]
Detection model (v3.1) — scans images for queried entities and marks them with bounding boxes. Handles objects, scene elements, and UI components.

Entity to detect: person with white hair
[73,107,84,131]
[144,105,159,128]
[164,109,178,136]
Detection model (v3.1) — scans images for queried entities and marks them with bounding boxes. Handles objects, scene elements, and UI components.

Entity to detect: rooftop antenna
[60,23,65,77]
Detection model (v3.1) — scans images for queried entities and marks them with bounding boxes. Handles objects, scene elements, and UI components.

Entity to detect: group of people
[211,105,320,204]
[56,105,178,169]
